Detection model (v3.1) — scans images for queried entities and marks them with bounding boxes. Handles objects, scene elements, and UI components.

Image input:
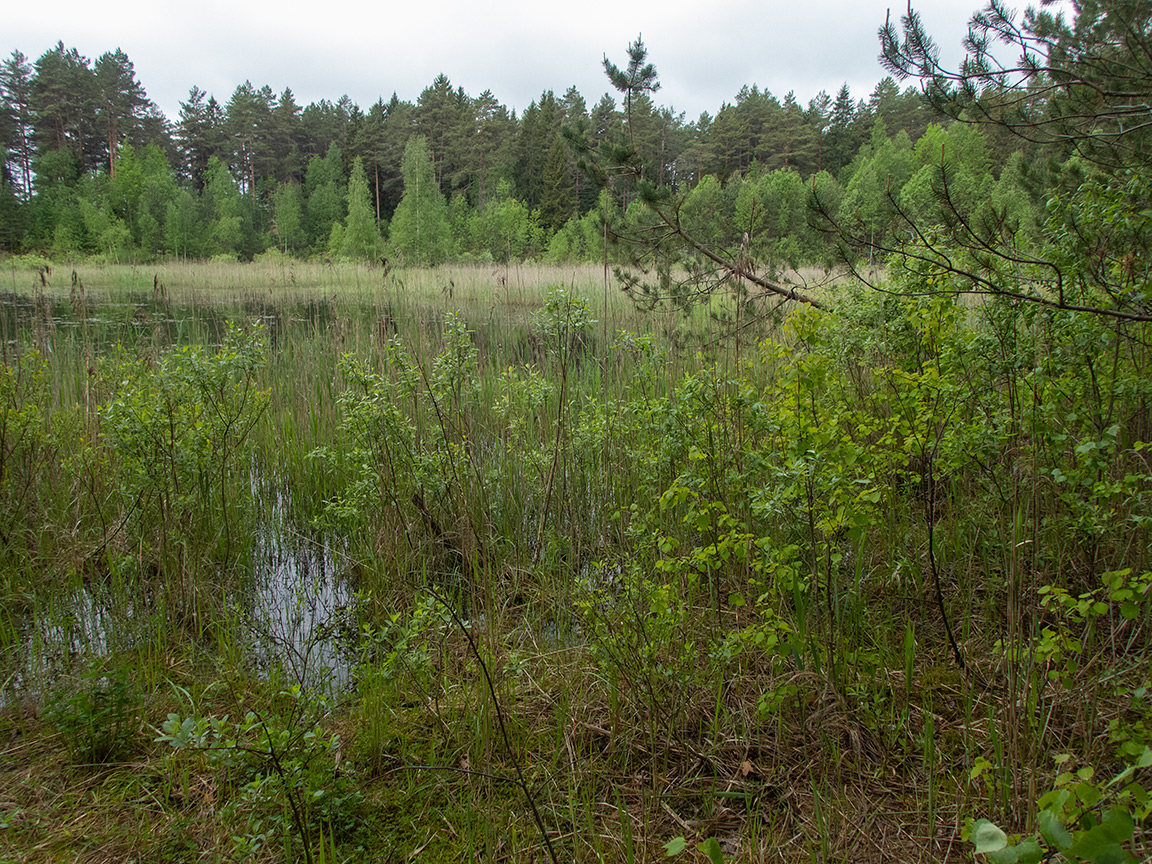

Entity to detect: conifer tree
[539,135,574,232]
[93,49,151,178]
[602,35,660,146]
[1,51,35,200]
[854,0,1152,321]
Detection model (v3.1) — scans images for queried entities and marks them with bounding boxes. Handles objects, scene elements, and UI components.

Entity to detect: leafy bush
[157,681,363,862]
[967,747,1152,864]
[45,662,141,764]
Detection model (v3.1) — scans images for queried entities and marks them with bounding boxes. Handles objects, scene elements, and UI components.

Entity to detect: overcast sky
[7,1,1018,122]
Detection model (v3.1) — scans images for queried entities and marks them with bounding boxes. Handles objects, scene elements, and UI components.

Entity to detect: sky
[6,0,1018,122]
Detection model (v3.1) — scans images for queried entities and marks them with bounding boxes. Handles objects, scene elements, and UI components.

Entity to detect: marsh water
[0,284,389,701]
[0,264,727,706]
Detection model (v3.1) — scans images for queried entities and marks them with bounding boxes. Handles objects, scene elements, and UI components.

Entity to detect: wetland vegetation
[3,1,1152,861]
[0,254,1149,863]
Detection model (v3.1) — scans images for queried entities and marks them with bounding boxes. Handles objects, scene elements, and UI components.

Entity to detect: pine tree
[32,43,101,173]
[825,84,862,177]
[602,34,660,146]
[269,88,303,183]
[177,87,228,189]
[225,81,274,198]
[514,91,562,208]
[1,51,35,200]
[539,135,574,231]
[460,90,513,207]
[416,74,466,188]
[93,49,151,178]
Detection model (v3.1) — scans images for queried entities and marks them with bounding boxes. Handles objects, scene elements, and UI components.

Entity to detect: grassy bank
[0,260,1149,863]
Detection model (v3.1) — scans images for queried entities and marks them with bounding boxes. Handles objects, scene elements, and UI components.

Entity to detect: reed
[0,261,1149,862]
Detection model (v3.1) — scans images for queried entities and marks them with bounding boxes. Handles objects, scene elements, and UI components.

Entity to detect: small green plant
[966,747,1152,864]
[157,680,362,864]
[664,835,725,862]
[45,662,140,764]
[352,592,450,774]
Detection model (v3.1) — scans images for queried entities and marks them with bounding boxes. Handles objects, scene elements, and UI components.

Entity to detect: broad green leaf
[971,819,1008,854]
[1038,809,1072,850]
[663,836,687,856]
[1038,788,1071,812]
[1077,781,1102,807]
[1099,807,1134,843]
[1013,838,1043,864]
[986,845,1020,864]
[698,837,724,864]
[1068,826,1123,862]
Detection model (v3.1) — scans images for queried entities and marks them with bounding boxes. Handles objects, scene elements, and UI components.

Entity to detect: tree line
[0,39,1043,267]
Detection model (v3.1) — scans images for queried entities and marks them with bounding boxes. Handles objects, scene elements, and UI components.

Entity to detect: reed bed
[0,259,1149,863]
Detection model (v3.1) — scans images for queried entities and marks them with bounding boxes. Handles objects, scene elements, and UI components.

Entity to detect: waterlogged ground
[1,295,359,703]
[3,261,1149,864]
[0,262,655,696]
[3,262,658,697]
[3,263,712,862]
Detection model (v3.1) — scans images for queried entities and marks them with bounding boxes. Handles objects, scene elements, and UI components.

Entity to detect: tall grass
[0,260,1149,862]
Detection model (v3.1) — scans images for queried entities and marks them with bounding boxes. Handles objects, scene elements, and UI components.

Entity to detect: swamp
[0,257,1149,862]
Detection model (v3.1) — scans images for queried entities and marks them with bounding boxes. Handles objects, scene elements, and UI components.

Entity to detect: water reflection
[240,465,358,698]
[244,496,357,697]
[0,480,357,706]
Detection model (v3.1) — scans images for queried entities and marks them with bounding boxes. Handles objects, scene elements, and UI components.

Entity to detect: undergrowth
[0,263,1149,862]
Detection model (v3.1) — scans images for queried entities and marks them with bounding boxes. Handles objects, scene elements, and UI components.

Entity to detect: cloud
[7,0,996,121]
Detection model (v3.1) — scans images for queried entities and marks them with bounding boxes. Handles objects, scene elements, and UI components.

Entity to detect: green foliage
[733,167,814,266]
[699,837,725,863]
[157,681,363,861]
[468,178,534,262]
[0,35,1004,271]
[532,285,595,360]
[200,156,244,257]
[304,143,346,252]
[544,206,608,263]
[165,188,201,259]
[966,748,1152,864]
[271,180,305,253]
[99,321,268,562]
[339,157,381,262]
[1,13,1150,861]
[318,310,483,565]
[680,174,729,249]
[663,836,688,856]
[538,134,575,231]
[0,348,53,560]
[351,592,450,774]
[662,835,725,862]
[390,135,451,266]
[1,246,1151,859]
[45,662,140,764]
